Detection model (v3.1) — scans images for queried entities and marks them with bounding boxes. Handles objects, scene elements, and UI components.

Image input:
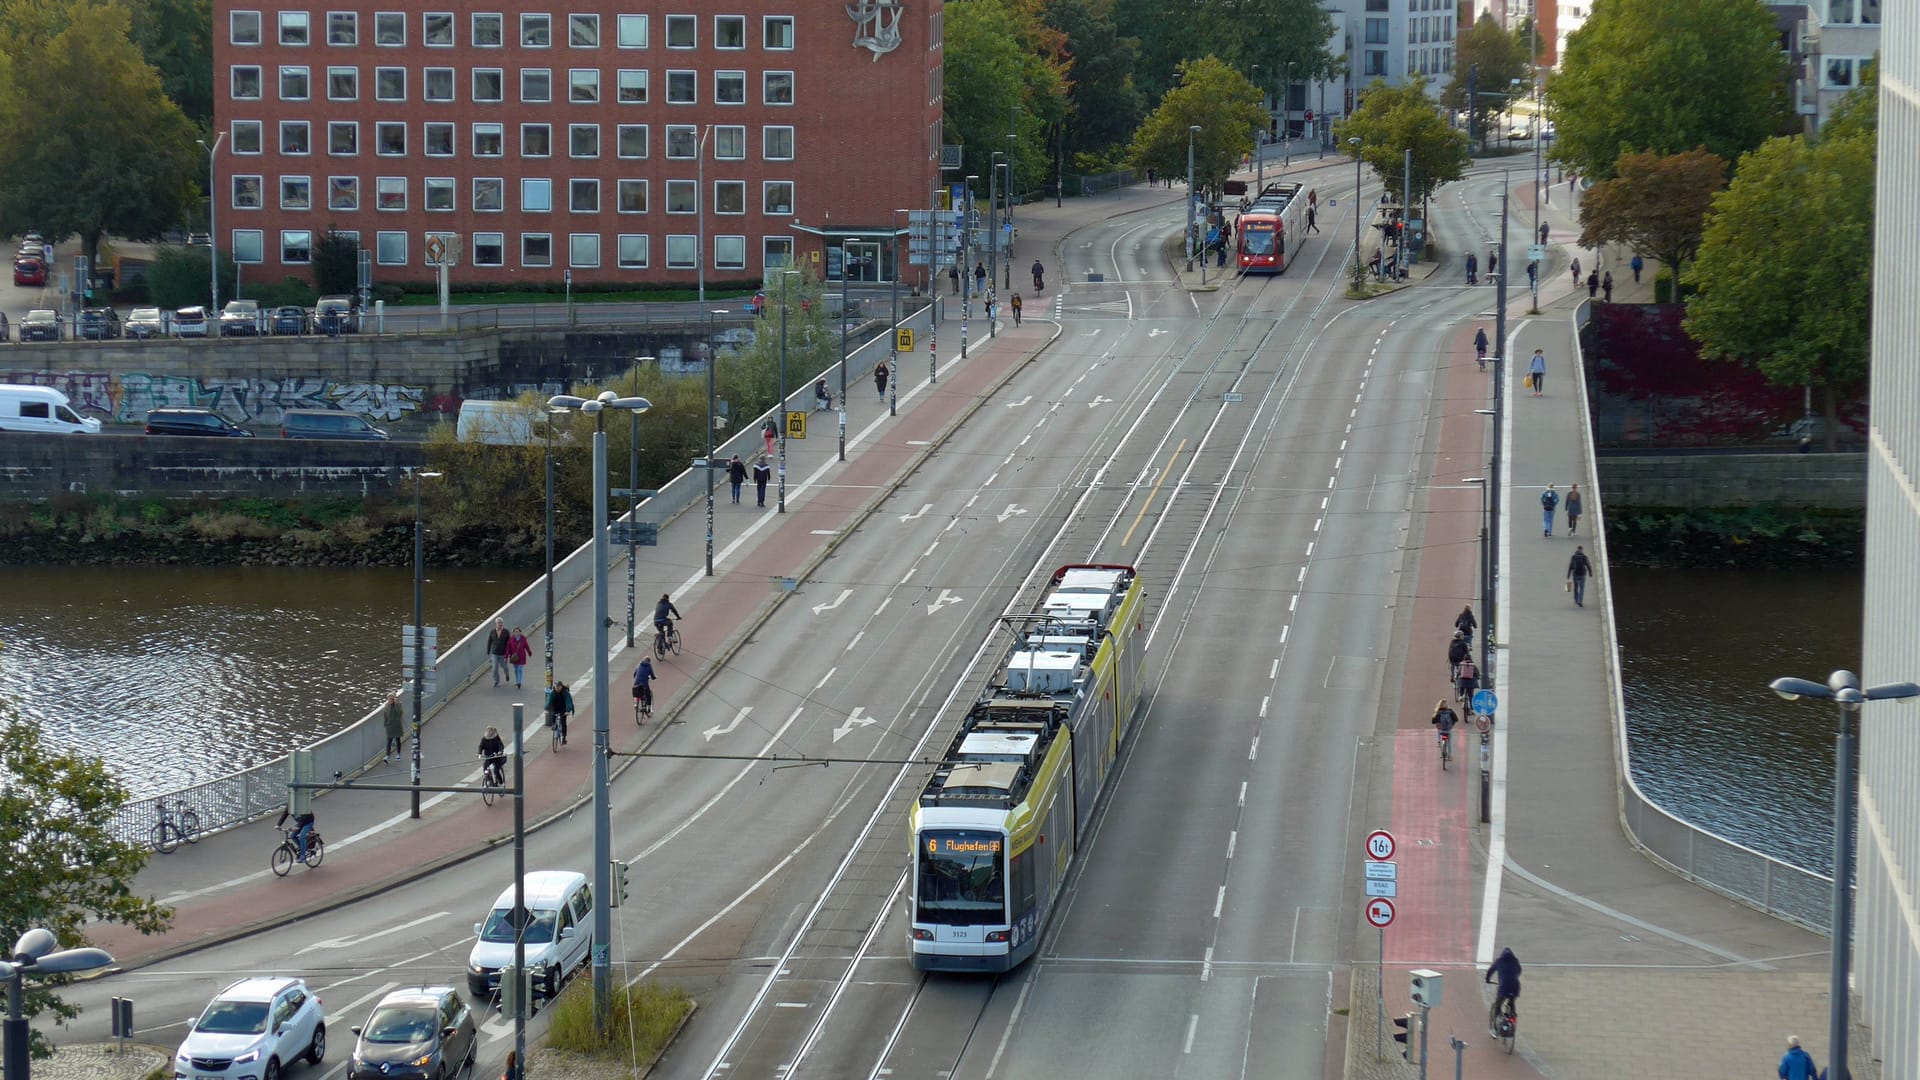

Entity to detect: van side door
[569,884,593,969]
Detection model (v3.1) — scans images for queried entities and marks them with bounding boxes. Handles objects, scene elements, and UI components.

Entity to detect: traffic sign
[1364,878,1398,898]
[895,328,915,351]
[1365,898,1396,928]
[1365,829,1396,861]
[1473,689,1498,716]
[1364,860,1397,881]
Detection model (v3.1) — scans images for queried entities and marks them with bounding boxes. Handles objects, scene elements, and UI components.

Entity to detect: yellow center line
[1121,439,1188,548]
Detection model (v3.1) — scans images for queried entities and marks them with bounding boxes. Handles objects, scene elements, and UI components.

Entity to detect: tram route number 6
[1365,829,1395,861]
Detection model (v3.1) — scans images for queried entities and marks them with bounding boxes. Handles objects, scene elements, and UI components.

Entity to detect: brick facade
[211,0,943,289]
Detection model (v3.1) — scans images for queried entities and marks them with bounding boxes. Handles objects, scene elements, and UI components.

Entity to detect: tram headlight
[910,929,933,941]
[985,930,1011,942]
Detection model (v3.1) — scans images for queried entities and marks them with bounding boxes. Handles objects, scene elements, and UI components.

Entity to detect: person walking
[1586,269,1600,298]
[1630,254,1644,284]
[506,627,531,688]
[1147,166,1156,186]
[752,457,770,507]
[1306,205,1319,233]
[1465,252,1478,284]
[1527,260,1538,288]
[545,680,575,746]
[1564,483,1583,535]
[1486,251,1497,278]
[1539,483,1559,538]
[974,261,987,294]
[948,262,960,295]
[727,454,746,504]
[382,691,404,763]
[763,417,778,457]
[1538,221,1549,245]
[874,360,890,400]
[1010,292,1023,326]
[1570,256,1582,287]
[1528,348,1546,396]
[486,618,511,687]
[1601,271,1613,302]
[1778,1035,1818,1080]
[1566,544,1595,607]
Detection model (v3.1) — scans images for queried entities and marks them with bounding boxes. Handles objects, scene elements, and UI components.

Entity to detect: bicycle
[1438,729,1452,770]
[1491,1001,1517,1053]
[480,757,506,806]
[653,621,682,662]
[548,712,565,751]
[149,799,201,854]
[270,825,325,876]
[634,685,653,725]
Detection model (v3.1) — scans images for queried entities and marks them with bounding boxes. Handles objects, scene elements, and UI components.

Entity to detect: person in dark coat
[545,681,575,746]
[1455,605,1477,639]
[727,455,746,504]
[1778,1035,1817,1080]
[1564,484,1583,535]
[1587,270,1600,298]
[486,618,511,687]
[752,458,771,507]
[1567,545,1595,607]
[1601,271,1613,301]
[1447,632,1470,680]
[382,691,404,763]
[1485,947,1522,1033]
[874,360,890,400]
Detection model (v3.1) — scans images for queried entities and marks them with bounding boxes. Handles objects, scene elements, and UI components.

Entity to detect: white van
[466,870,593,1001]
[456,399,556,445]
[0,385,102,434]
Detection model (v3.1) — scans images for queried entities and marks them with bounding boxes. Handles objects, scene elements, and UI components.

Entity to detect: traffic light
[610,859,630,907]
[1410,968,1444,1008]
[499,965,528,1019]
[1392,1013,1417,1062]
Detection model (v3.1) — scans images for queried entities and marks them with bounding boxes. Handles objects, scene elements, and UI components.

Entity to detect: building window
[328,176,358,209]
[425,177,455,210]
[569,178,599,212]
[522,124,551,156]
[424,67,455,101]
[474,123,504,156]
[763,180,793,215]
[617,14,647,47]
[375,122,406,154]
[279,11,309,45]
[521,13,550,46]
[232,11,262,44]
[569,233,600,267]
[233,229,264,263]
[375,11,404,44]
[569,68,600,103]
[232,66,262,99]
[375,66,405,100]
[424,11,453,44]
[523,234,553,266]
[522,178,553,211]
[666,179,696,213]
[233,120,263,154]
[569,123,599,157]
[327,121,357,155]
[474,177,504,210]
[474,68,503,101]
[473,12,503,45]
[665,14,695,47]
[617,69,648,103]
[327,66,356,99]
[522,68,551,102]
[616,124,647,158]
[715,71,745,104]
[232,175,264,209]
[617,179,647,212]
[424,122,455,156]
[375,176,407,209]
[377,231,407,264]
[1363,50,1386,76]
[714,125,745,159]
[280,121,311,154]
[764,236,793,268]
[280,176,312,209]
[666,234,695,268]
[667,70,695,103]
[327,11,356,44]
[617,234,648,268]
[715,235,745,269]
[279,65,310,99]
[763,125,794,160]
[763,15,793,49]
[1824,57,1863,89]
[281,230,313,263]
[473,232,505,266]
[763,71,793,105]
[569,13,599,46]
[714,180,744,214]
[714,15,745,48]
[666,125,696,158]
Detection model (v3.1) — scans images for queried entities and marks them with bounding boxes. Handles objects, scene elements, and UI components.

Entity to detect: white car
[466,870,593,1002]
[175,976,326,1080]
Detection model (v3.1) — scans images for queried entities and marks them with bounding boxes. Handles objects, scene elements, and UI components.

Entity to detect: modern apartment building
[210,0,944,289]
[1775,0,1881,133]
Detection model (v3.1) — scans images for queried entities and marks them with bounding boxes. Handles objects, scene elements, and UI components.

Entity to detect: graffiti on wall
[3,371,427,424]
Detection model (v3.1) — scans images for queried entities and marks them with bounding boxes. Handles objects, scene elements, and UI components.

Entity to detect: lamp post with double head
[1186,125,1201,272]
[3,929,114,1080]
[1349,136,1363,275]
[1283,61,1296,172]
[706,309,727,574]
[777,268,799,511]
[625,357,655,646]
[1768,671,1920,1080]
[890,209,908,416]
[839,236,863,462]
[409,468,443,819]
[195,131,225,312]
[543,405,566,691]
[961,176,977,359]
[988,153,1003,335]
[1251,64,1265,190]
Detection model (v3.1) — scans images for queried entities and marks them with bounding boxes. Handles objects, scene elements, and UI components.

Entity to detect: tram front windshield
[1240,225,1277,255]
[916,829,1006,926]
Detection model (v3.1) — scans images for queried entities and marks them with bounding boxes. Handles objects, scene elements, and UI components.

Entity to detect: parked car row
[171,975,479,1080]
[1,298,360,342]
[0,385,391,439]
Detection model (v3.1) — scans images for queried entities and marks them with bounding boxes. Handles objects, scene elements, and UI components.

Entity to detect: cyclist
[1485,947,1522,1034]
[1455,605,1477,644]
[545,680,575,746]
[653,594,683,654]
[1455,655,1480,706]
[1447,631,1470,682]
[1473,327,1489,370]
[478,725,507,786]
[633,657,657,719]
[1031,259,1045,292]
[814,378,832,412]
[276,805,316,862]
[1431,699,1459,756]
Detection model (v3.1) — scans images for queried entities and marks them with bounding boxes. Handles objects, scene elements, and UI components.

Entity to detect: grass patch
[544,978,693,1061]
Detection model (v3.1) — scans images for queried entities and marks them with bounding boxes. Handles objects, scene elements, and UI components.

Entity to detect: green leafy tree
[1042,0,1143,167]
[144,244,232,309]
[1128,56,1265,194]
[126,0,214,127]
[1333,76,1471,208]
[1547,0,1785,181]
[0,718,173,1058]
[1821,59,1877,146]
[0,1,198,273]
[1443,15,1532,145]
[1116,0,1336,104]
[1576,148,1727,285]
[1684,133,1873,449]
[312,229,361,297]
[944,0,1068,196]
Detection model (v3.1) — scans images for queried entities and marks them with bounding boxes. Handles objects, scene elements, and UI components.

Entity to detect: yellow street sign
[786,410,807,439]
[895,328,915,351]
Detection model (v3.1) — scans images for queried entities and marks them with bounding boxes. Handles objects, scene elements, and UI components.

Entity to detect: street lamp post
[839,236,863,462]
[546,390,651,1036]
[543,407,563,691]
[625,357,654,647]
[1768,671,1920,1080]
[706,308,727,575]
[890,210,907,417]
[961,176,976,360]
[1186,125,1201,272]
[777,269,799,512]
[2,929,114,1080]
[409,468,443,820]
[195,131,225,312]
[988,153,1003,337]
[1251,64,1265,191]
[1349,137,1363,276]
[1283,61,1296,172]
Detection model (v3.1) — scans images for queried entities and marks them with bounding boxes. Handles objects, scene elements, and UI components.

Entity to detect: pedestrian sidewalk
[91,181,1180,971]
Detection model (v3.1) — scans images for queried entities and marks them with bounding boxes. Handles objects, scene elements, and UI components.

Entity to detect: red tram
[1236,181,1309,273]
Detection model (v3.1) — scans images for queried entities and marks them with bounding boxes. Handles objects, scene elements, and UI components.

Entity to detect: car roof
[373,987,454,1009]
[25,309,54,317]
[130,307,161,316]
[216,976,305,1002]
[151,406,219,415]
[490,869,586,908]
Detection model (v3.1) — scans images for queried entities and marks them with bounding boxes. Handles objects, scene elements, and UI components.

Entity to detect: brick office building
[211,0,943,290]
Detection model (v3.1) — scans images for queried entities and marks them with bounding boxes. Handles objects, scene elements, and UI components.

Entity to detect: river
[0,565,521,798]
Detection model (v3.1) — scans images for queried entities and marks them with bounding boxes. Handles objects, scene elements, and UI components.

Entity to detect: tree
[1442,15,1532,146]
[145,244,232,309]
[1115,0,1336,105]
[1821,59,1877,146]
[1547,0,1785,181]
[1333,76,1471,208]
[1683,133,1873,449]
[1127,56,1266,195]
[0,2,199,273]
[943,0,1068,196]
[0,718,172,1058]
[1042,0,1143,167]
[126,0,215,128]
[1576,148,1727,284]
[313,229,361,296]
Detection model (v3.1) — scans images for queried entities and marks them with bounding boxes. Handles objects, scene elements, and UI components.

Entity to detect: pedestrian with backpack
[1540,484,1559,538]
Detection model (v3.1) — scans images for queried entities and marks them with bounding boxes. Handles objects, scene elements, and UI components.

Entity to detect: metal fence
[1576,299,1836,934]
[1078,170,1138,196]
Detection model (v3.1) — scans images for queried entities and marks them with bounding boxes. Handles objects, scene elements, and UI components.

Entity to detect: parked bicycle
[149,798,201,854]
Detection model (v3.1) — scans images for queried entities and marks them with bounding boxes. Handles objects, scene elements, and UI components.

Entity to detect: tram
[909,564,1145,972]
[1237,181,1309,273]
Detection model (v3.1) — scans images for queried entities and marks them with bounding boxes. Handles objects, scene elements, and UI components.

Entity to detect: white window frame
[569,123,600,158]
[473,177,505,211]
[522,178,553,212]
[617,234,648,268]
[375,66,405,100]
[232,120,264,154]
[279,175,312,210]
[713,180,745,215]
[616,124,648,159]
[521,13,551,46]
[472,12,504,45]
[376,176,408,210]
[374,11,405,45]
[665,234,696,268]
[473,123,504,157]
[569,178,600,213]
[763,235,794,268]
[763,15,794,50]
[666,69,696,104]
[616,179,647,213]
[232,175,264,209]
[522,233,554,267]
[424,67,456,102]
[665,125,696,159]
[522,123,552,157]
[616,14,647,47]
[279,120,311,155]
[569,13,599,46]
[521,68,552,102]
[473,68,504,102]
[714,234,746,270]
[233,229,265,264]
[326,66,357,100]
[762,180,793,215]
[713,14,745,49]
[763,125,794,160]
[423,122,455,157]
[616,69,648,103]
[714,125,745,159]
[715,70,745,105]
[374,121,406,155]
[281,229,314,264]
[326,11,356,44]
[328,175,358,210]
[231,66,262,100]
[665,14,695,47]
[763,70,794,105]
[279,65,310,100]
[569,68,601,103]
[425,176,455,211]
[327,121,357,155]
[231,11,262,45]
[279,11,310,45]
[423,11,454,45]
[473,232,506,266]
[376,231,407,264]
[569,233,601,268]
[666,179,696,214]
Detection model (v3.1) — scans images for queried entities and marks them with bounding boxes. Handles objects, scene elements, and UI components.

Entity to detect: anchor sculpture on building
[847,0,903,60]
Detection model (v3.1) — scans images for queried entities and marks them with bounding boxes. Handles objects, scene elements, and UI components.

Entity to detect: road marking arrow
[1006,395,1032,409]
[1088,396,1113,408]
[811,588,853,615]
[997,504,1028,523]
[297,911,450,956]
[832,706,876,743]
[898,503,932,522]
[704,706,752,742]
[1149,327,1169,337]
[928,589,964,614]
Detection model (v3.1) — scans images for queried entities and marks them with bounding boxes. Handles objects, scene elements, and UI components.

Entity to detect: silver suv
[175,976,326,1080]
